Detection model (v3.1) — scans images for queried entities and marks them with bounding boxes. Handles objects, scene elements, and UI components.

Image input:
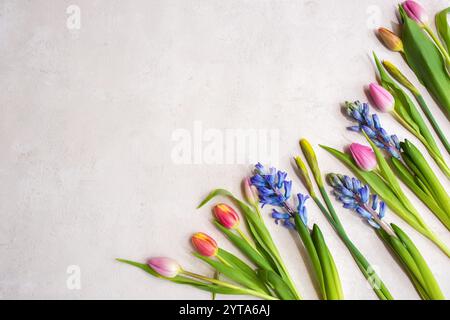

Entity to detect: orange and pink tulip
[213,203,240,229]
[191,232,218,257]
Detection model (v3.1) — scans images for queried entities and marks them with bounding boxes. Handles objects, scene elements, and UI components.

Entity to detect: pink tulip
[243,177,259,206]
[369,83,395,112]
[349,143,377,172]
[191,232,218,257]
[213,203,240,229]
[148,257,181,278]
[402,1,428,25]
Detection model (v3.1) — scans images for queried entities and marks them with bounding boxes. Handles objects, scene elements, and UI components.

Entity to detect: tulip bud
[191,232,218,257]
[402,1,428,25]
[378,28,404,52]
[148,257,181,278]
[243,177,259,206]
[382,60,418,95]
[213,203,240,229]
[349,143,377,171]
[369,83,395,112]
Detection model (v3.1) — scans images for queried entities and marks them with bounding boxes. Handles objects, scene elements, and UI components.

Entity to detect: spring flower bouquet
[118,0,448,300]
[328,173,444,300]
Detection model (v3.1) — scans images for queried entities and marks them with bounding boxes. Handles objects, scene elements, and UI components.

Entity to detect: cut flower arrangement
[118,1,449,300]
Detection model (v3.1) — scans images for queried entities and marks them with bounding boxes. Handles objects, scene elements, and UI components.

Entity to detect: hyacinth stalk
[344,101,450,231]
[295,139,393,300]
[382,59,450,155]
[116,258,277,300]
[328,173,445,300]
[198,189,301,300]
[372,53,450,178]
[250,163,343,300]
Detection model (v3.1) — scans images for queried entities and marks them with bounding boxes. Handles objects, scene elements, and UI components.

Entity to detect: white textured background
[1,0,449,299]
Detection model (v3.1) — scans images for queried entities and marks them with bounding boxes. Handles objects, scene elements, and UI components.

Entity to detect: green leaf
[294,215,326,299]
[311,225,343,300]
[216,248,272,295]
[193,253,270,295]
[116,259,243,295]
[258,269,297,300]
[399,7,450,117]
[436,8,450,53]
[402,140,450,213]
[214,222,273,271]
[217,248,258,280]
[391,224,445,300]
[376,231,429,299]
[390,157,449,229]
[363,135,428,230]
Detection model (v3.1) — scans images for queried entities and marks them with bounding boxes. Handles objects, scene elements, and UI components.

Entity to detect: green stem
[424,25,450,66]
[217,255,232,267]
[236,227,256,250]
[252,204,302,300]
[392,111,450,179]
[312,193,394,300]
[181,270,278,300]
[294,215,326,300]
[425,230,450,258]
[415,94,450,155]
[268,245,302,300]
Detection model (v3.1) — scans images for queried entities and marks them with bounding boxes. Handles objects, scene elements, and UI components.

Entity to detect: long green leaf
[214,222,273,271]
[391,157,449,229]
[217,248,259,280]
[258,269,297,300]
[436,8,450,53]
[391,224,445,300]
[311,224,343,300]
[402,140,450,213]
[294,215,326,299]
[400,6,450,117]
[116,259,244,295]
[376,231,430,300]
[193,253,271,294]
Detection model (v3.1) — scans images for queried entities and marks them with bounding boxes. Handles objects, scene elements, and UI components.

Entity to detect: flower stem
[236,227,256,249]
[181,270,278,300]
[362,204,396,237]
[391,110,450,179]
[414,94,450,155]
[217,255,232,267]
[424,25,450,67]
